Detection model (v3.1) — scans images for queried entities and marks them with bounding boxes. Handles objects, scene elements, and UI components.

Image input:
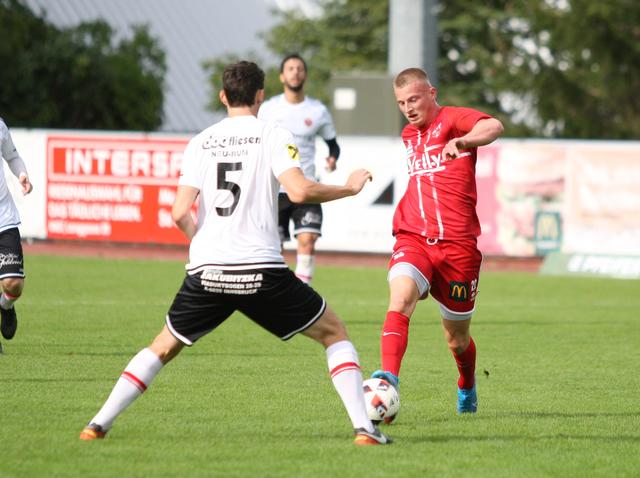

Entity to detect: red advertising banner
[46,135,191,244]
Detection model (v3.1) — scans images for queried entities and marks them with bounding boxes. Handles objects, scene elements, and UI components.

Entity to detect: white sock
[295,254,315,284]
[326,340,374,432]
[0,292,18,310]
[91,348,163,430]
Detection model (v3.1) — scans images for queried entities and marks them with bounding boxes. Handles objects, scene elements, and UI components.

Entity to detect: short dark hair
[394,68,431,88]
[280,53,307,73]
[222,61,265,107]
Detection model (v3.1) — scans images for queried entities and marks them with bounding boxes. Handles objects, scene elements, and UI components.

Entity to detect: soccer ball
[362,378,400,424]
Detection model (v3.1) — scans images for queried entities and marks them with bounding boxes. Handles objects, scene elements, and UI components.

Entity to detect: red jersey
[393,106,491,240]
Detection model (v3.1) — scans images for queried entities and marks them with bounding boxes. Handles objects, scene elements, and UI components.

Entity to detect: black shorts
[166,267,326,345]
[0,228,25,279]
[278,193,323,242]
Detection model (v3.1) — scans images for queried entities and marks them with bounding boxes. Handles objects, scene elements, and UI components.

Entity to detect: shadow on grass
[426,411,640,423]
[401,433,640,444]
[514,411,640,419]
[2,377,106,383]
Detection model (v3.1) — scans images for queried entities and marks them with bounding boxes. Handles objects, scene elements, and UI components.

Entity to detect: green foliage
[438,0,640,138]
[262,0,389,103]
[1,255,640,477]
[528,0,640,138]
[204,0,389,110]
[204,0,639,139]
[202,52,283,112]
[0,0,166,131]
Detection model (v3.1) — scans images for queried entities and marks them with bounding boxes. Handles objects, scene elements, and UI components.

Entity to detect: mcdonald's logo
[449,281,469,302]
[536,212,560,241]
[534,211,562,254]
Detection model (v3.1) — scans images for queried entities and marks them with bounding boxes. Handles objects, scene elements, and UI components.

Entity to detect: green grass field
[1,254,638,478]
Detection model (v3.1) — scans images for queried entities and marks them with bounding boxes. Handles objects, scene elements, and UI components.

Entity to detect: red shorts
[388,232,482,318]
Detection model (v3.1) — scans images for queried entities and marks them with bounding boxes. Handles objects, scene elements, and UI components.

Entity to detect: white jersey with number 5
[179,116,300,272]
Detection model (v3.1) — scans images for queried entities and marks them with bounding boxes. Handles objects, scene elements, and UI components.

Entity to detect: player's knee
[149,328,184,364]
[303,307,348,347]
[388,274,422,315]
[448,342,466,355]
[1,278,23,297]
[445,334,470,355]
[388,295,417,316]
[296,234,318,251]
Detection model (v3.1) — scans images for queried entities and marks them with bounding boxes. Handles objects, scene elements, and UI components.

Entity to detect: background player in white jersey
[0,118,33,346]
[258,53,340,284]
[80,61,390,446]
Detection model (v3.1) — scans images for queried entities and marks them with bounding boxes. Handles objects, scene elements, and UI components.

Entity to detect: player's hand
[19,174,33,195]
[442,138,463,161]
[325,156,337,172]
[345,168,373,195]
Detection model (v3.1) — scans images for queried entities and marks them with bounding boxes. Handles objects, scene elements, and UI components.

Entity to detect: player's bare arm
[443,118,504,159]
[279,167,372,204]
[172,185,199,240]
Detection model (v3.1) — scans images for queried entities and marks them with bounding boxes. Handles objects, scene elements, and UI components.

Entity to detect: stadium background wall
[7,129,640,257]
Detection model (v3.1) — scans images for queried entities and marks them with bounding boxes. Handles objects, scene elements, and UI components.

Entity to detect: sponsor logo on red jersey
[448,281,469,302]
[407,146,446,176]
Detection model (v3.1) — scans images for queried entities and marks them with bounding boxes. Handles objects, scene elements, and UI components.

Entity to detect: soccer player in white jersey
[79,61,391,446]
[0,118,33,346]
[258,54,340,284]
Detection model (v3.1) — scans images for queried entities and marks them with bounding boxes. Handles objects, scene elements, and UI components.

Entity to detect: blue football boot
[371,370,400,389]
[457,384,478,413]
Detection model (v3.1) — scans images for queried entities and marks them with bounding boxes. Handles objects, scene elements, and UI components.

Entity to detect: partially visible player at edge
[79,61,391,446]
[372,68,504,414]
[0,118,34,348]
[258,53,340,284]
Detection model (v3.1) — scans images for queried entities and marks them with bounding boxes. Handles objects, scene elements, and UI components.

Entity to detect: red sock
[453,337,476,390]
[380,311,410,376]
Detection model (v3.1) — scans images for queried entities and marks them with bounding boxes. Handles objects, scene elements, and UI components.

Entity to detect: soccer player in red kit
[372,68,504,413]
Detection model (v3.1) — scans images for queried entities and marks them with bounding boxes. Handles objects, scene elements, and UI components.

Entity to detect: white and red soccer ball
[362,378,400,424]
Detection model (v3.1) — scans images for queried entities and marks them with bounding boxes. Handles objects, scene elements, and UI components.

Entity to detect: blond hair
[394,68,431,88]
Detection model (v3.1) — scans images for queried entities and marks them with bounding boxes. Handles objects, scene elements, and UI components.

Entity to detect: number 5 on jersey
[217,162,242,216]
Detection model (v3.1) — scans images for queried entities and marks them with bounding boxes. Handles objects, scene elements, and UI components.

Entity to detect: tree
[0,0,166,131]
[437,0,640,138]
[203,0,389,111]
[203,52,285,112]
[203,0,639,139]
